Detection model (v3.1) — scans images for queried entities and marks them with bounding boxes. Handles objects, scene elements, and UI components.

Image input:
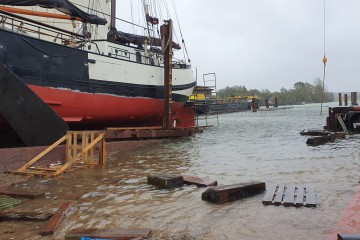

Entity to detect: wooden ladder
[8,131,106,178]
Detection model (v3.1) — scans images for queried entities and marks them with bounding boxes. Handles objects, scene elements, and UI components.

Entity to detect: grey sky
[118,1,360,92]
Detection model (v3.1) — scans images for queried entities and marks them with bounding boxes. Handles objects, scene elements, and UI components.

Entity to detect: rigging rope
[171,0,190,63]
[320,0,327,115]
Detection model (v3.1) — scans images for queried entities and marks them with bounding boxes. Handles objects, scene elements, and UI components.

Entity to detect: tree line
[217,78,334,105]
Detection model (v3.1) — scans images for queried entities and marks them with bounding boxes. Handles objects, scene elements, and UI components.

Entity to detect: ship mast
[110,0,116,29]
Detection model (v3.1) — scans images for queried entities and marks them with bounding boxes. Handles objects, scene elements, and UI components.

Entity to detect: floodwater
[2,103,360,240]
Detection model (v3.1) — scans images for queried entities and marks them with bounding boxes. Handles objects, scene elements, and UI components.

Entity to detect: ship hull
[0,26,195,130]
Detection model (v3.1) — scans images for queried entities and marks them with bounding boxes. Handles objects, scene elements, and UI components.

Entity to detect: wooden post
[252,98,257,112]
[274,97,278,108]
[344,94,348,106]
[338,93,342,106]
[161,20,173,130]
[99,137,107,166]
[265,99,269,108]
[351,92,357,105]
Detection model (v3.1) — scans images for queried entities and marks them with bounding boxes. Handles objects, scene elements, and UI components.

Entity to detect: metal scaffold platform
[191,73,219,127]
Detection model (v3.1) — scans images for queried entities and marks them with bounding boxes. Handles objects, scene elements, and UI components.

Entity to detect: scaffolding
[192,73,219,127]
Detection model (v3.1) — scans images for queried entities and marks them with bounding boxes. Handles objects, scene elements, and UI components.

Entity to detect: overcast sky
[117,0,360,92]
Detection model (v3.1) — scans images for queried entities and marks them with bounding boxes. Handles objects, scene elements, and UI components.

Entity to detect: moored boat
[0,0,195,131]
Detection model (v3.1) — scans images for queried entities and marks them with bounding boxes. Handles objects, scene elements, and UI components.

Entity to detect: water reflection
[1,103,360,239]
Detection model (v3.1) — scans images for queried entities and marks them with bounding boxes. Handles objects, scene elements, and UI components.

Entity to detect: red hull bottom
[0,85,195,131]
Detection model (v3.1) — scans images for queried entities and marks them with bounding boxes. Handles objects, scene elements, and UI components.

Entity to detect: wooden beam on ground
[0,212,52,222]
[306,134,336,145]
[182,175,217,187]
[0,190,45,199]
[64,228,152,240]
[147,174,184,189]
[202,181,265,204]
[40,202,74,236]
[105,128,203,140]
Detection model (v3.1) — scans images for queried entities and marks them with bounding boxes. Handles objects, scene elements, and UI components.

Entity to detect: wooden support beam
[64,228,152,240]
[16,135,66,172]
[306,134,336,145]
[0,212,52,222]
[202,181,265,204]
[182,175,217,187]
[0,190,45,199]
[147,174,184,189]
[40,202,74,236]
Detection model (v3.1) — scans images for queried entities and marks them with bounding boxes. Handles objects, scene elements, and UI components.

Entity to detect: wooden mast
[110,0,116,29]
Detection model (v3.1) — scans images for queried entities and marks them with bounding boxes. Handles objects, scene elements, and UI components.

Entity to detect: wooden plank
[262,184,278,205]
[73,131,77,161]
[0,190,45,199]
[283,185,296,206]
[10,169,50,177]
[17,135,66,172]
[295,185,305,207]
[0,212,52,222]
[81,131,86,162]
[304,186,316,207]
[40,202,74,236]
[272,184,285,205]
[337,116,348,132]
[90,132,94,162]
[64,228,151,240]
[202,181,265,204]
[28,167,58,172]
[82,132,105,154]
[66,131,72,161]
[182,175,217,187]
[99,138,106,166]
[147,174,184,189]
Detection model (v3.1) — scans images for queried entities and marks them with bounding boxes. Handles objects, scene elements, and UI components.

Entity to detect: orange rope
[0,6,84,22]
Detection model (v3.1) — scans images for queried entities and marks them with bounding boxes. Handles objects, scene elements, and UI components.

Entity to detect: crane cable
[320,0,327,115]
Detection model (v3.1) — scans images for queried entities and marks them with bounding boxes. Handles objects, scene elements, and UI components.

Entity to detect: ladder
[8,131,106,178]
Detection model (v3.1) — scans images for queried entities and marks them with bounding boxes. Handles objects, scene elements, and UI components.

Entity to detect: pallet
[262,184,316,207]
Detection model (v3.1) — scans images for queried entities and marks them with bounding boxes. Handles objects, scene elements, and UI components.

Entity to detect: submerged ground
[1,103,360,240]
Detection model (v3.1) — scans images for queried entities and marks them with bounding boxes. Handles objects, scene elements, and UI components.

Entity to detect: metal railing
[0,10,84,48]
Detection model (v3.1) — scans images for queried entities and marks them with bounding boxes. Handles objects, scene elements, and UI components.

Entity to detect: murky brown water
[1,103,360,240]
